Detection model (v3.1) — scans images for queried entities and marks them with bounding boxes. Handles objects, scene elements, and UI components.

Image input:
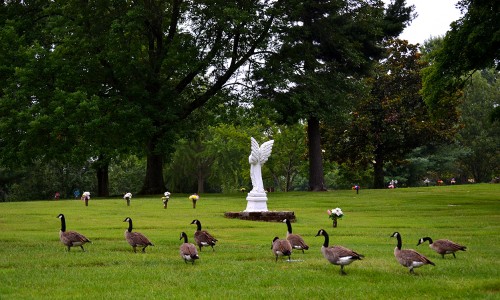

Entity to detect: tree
[254,0,414,191]
[265,123,307,192]
[0,1,282,195]
[326,39,455,188]
[0,1,137,196]
[422,0,499,115]
[456,69,500,182]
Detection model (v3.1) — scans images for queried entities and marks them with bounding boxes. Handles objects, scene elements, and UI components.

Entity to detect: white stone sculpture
[245,137,274,212]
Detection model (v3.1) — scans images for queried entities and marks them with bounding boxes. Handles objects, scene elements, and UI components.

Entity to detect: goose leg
[80,245,85,252]
[340,265,347,275]
[452,253,456,258]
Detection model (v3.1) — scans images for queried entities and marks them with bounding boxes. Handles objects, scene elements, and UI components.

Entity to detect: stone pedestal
[224,211,295,222]
[245,192,268,212]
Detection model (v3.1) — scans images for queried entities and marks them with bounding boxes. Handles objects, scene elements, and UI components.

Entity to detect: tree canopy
[421,0,499,114]
[253,0,414,191]
[325,39,456,188]
[0,0,282,195]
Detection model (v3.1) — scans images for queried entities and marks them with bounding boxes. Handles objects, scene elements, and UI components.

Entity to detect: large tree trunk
[307,116,326,191]
[96,166,109,197]
[373,151,385,189]
[95,155,109,197]
[140,140,165,195]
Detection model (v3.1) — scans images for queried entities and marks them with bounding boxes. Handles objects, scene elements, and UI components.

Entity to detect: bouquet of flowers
[327,207,343,227]
[161,191,171,209]
[189,193,199,208]
[123,192,132,206]
[82,191,90,206]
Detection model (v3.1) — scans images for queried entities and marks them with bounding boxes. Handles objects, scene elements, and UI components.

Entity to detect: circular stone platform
[224,211,295,222]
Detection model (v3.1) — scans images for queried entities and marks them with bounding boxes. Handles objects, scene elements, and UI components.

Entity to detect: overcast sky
[387,0,463,45]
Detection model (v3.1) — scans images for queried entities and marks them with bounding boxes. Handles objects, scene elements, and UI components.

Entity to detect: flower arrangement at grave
[189,193,199,208]
[327,207,344,228]
[123,192,132,206]
[82,191,90,206]
[162,191,171,209]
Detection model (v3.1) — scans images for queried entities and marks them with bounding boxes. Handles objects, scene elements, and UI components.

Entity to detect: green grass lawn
[0,184,499,299]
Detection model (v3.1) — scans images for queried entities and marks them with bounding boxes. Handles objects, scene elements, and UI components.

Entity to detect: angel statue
[244,138,274,211]
[249,137,274,194]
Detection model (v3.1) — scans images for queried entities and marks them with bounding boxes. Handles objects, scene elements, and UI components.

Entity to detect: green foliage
[164,124,254,193]
[399,145,466,186]
[7,160,96,201]
[253,0,414,191]
[264,123,308,192]
[328,162,374,189]
[0,0,283,194]
[108,155,146,196]
[255,0,414,124]
[164,122,310,193]
[455,69,500,182]
[0,184,499,298]
[327,39,454,188]
[421,0,499,115]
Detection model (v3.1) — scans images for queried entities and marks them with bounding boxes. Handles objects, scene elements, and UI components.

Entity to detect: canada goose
[271,236,292,262]
[190,219,218,251]
[123,217,154,253]
[57,214,91,252]
[417,237,467,258]
[282,218,309,253]
[391,232,435,274]
[180,232,199,264]
[315,229,363,275]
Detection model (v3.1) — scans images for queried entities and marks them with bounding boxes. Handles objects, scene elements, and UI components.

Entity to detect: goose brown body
[391,232,434,274]
[123,217,154,253]
[57,214,91,252]
[417,237,467,258]
[271,237,292,262]
[315,229,363,275]
[180,232,199,264]
[283,219,309,253]
[191,219,217,251]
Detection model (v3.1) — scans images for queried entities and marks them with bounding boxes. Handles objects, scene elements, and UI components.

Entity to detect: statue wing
[258,140,274,163]
[250,137,260,162]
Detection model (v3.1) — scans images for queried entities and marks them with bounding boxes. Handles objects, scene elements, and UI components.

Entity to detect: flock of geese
[57,214,467,274]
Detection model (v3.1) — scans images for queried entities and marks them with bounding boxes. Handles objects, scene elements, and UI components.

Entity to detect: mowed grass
[0,184,499,299]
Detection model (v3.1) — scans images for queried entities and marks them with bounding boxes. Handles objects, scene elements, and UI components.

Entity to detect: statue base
[245,192,268,212]
[224,211,295,222]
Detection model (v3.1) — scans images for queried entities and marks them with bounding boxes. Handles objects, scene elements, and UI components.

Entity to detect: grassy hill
[0,184,498,299]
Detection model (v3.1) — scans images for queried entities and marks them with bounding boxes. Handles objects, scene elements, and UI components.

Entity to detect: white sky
[386,0,463,45]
